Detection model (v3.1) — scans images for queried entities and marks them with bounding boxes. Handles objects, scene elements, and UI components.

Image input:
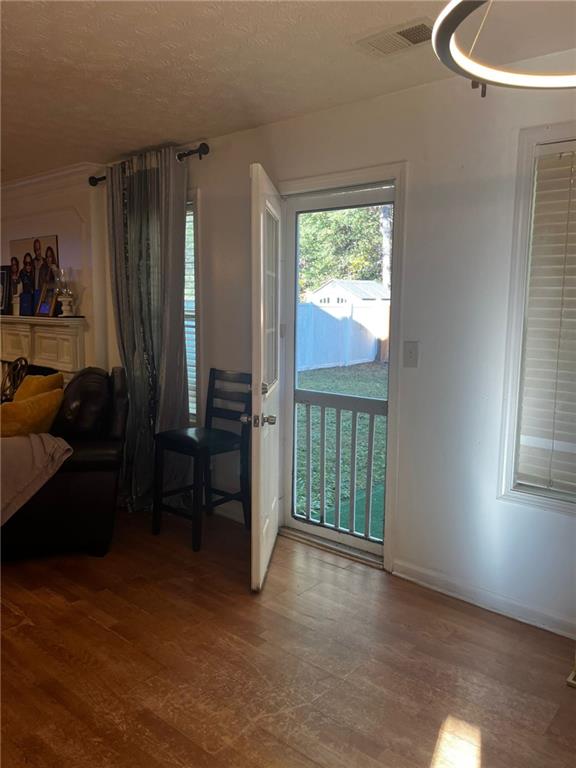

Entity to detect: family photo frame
[3,235,60,316]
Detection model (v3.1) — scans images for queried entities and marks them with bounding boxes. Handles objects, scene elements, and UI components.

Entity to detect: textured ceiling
[2,1,575,181]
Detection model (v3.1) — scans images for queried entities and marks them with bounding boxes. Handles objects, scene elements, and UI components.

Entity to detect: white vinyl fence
[297,302,389,371]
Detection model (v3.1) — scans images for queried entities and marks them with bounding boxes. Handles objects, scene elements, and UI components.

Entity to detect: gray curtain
[107,147,189,507]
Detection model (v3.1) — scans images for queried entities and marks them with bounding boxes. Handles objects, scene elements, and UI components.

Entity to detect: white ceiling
[2,1,575,181]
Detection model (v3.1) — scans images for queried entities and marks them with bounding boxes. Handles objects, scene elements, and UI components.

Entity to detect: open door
[250,163,283,591]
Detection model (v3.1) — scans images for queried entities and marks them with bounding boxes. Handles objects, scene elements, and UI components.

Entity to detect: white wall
[190,54,576,636]
[2,163,121,371]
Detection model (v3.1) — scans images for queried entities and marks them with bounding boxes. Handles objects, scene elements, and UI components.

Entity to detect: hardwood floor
[2,511,574,767]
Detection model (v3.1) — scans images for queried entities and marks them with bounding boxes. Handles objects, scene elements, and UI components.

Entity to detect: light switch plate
[403,340,420,368]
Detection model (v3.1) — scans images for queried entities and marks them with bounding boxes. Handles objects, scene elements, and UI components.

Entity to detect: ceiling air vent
[396,23,433,46]
[357,19,433,58]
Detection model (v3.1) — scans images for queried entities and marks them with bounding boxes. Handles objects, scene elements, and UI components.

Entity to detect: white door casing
[277,162,407,571]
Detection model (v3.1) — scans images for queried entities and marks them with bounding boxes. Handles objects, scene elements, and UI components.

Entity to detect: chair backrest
[1,357,29,403]
[205,369,251,438]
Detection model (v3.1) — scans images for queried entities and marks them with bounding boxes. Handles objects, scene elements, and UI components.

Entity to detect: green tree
[297,204,393,299]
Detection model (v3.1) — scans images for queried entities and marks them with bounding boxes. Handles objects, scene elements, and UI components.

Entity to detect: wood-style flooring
[2,511,574,767]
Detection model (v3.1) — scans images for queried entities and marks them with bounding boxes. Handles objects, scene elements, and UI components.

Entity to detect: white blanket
[1,434,73,525]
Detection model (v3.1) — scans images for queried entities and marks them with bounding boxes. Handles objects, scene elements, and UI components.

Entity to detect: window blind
[515,141,576,500]
[184,205,197,422]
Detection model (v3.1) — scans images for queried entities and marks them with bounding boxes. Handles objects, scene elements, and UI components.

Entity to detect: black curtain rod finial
[88,175,106,187]
[176,141,210,162]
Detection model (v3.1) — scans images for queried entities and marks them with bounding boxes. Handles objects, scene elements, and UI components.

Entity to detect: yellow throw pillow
[1,388,64,437]
[14,373,64,402]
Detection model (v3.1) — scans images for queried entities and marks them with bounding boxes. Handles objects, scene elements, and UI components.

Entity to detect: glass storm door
[288,183,395,554]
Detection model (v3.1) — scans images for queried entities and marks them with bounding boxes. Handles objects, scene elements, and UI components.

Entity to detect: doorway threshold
[279,526,384,569]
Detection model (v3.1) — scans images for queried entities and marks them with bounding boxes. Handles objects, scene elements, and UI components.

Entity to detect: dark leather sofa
[2,367,128,559]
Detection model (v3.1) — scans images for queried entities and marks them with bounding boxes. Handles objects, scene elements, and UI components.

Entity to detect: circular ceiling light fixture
[432,0,576,90]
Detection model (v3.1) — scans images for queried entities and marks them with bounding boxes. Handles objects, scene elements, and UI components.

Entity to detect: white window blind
[184,205,197,422]
[515,140,576,501]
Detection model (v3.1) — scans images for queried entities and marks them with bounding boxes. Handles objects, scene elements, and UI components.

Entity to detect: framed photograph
[0,266,11,315]
[35,283,58,317]
[6,235,59,296]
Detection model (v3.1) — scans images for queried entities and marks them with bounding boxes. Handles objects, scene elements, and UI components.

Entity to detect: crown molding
[2,162,106,197]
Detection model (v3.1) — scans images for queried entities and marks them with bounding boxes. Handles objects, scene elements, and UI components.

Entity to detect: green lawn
[297,361,388,399]
[294,362,388,541]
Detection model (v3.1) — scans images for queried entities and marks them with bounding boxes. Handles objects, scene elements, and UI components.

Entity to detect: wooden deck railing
[293,388,387,542]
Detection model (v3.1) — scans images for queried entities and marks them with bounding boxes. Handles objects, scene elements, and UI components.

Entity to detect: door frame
[277,162,407,571]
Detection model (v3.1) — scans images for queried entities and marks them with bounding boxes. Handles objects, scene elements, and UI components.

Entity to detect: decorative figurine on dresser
[54,268,75,317]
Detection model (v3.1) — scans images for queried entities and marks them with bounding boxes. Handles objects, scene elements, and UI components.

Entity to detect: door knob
[262,414,277,425]
[239,414,251,424]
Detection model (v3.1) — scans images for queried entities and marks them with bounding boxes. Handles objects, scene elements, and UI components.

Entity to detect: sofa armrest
[64,440,124,472]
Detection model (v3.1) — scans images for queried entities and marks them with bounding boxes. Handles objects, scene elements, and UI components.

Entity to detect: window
[263,207,279,388]
[512,137,575,505]
[184,203,198,422]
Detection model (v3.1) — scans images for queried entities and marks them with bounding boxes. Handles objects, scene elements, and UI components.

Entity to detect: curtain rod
[88,142,210,187]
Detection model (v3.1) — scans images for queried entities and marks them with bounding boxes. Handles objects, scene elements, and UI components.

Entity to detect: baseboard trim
[392,559,576,640]
[214,504,244,525]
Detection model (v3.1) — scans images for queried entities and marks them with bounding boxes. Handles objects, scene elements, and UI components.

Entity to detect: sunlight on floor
[430,716,482,768]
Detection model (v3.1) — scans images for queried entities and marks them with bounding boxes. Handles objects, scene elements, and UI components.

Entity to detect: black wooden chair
[152,369,252,551]
[1,357,29,402]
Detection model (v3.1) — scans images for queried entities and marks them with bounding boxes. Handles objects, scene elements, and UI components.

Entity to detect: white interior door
[250,163,283,591]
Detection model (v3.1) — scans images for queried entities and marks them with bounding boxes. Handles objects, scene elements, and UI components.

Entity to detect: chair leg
[204,459,214,515]
[191,454,203,552]
[152,442,164,535]
[240,446,251,531]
